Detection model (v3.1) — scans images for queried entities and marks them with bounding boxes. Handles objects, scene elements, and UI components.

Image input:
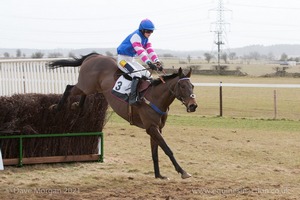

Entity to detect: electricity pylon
[210,0,231,67]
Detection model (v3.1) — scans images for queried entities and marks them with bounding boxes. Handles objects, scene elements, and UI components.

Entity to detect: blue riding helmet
[139,19,155,31]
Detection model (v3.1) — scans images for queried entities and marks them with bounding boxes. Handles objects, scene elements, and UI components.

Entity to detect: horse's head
[174,68,198,112]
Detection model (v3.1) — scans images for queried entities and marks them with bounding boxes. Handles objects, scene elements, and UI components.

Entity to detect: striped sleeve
[145,43,159,62]
[130,33,151,63]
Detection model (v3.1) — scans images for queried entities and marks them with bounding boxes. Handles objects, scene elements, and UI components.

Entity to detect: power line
[230,3,300,10]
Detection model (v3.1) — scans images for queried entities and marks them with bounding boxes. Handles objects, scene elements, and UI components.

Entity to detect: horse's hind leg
[56,85,74,110]
[151,138,169,180]
[55,85,85,110]
[71,94,87,110]
[78,95,87,108]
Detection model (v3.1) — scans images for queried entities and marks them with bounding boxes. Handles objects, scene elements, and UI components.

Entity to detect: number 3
[115,81,122,90]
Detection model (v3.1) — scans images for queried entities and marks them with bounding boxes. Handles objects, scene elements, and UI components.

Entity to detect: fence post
[274,90,277,119]
[219,81,223,117]
[19,137,23,167]
[0,148,4,170]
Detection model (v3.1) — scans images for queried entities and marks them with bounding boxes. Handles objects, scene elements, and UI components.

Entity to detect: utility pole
[210,0,231,68]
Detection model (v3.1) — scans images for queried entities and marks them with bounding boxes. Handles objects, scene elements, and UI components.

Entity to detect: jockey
[117,18,163,105]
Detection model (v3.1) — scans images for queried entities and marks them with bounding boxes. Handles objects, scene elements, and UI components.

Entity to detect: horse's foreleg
[150,138,168,179]
[57,85,74,110]
[147,126,191,179]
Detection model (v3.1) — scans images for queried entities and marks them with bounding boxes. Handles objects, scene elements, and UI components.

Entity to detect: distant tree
[48,52,63,58]
[221,53,228,63]
[249,51,261,60]
[105,51,113,57]
[3,52,10,58]
[279,53,288,61]
[31,52,44,58]
[228,52,236,60]
[187,55,191,63]
[203,52,213,63]
[16,49,22,58]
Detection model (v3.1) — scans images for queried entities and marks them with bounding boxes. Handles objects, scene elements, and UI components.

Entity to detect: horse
[48,53,198,179]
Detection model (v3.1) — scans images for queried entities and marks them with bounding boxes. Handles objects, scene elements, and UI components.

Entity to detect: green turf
[167,115,300,132]
[107,112,300,133]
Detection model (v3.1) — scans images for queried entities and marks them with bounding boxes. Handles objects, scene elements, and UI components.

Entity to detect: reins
[129,69,193,117]
[117,67,166,83]
[116,68,151,76]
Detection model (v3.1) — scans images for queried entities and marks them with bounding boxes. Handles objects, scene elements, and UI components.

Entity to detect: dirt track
[1,119,299,200]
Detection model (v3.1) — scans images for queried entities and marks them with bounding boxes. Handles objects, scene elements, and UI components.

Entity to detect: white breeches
[117,55,151,78]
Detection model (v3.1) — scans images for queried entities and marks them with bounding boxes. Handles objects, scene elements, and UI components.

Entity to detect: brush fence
[0,59,107,166]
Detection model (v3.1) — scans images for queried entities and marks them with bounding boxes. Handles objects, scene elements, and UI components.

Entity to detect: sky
[1,0,300,51]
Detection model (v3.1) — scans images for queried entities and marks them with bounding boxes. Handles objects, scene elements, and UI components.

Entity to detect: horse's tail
[48,52,100,69]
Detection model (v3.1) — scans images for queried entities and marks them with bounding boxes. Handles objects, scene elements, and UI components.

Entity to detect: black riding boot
[129,77,140,105]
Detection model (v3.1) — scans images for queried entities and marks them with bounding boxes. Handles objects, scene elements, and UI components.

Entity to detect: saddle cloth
[111,75,151,102]
[112,75,132,95]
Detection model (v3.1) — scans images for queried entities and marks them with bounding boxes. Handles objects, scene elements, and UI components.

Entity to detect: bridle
[142,75,196,116]
[168,77,196,105]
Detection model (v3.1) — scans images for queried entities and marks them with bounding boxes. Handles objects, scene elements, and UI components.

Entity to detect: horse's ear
[178,67,183,76]
[186,68,192,78]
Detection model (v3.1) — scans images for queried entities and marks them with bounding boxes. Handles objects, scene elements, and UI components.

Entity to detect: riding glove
[147,61,157,71]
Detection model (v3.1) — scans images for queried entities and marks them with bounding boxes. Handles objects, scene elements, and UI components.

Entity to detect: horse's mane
[151,72,179,86]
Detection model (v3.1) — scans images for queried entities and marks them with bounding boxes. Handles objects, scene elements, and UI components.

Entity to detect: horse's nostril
[189,104,197,112]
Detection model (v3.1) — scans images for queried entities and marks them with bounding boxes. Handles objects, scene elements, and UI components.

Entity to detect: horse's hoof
[71,102,79,110]
[49,104,57,110]
[181,171,192,179]
[156,175,170,180]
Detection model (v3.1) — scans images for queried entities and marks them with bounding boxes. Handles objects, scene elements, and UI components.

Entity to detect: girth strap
[128,97,167,125]
[128,104,134,125]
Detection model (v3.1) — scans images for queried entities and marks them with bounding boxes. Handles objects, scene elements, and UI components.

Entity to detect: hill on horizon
[1,44,300,59]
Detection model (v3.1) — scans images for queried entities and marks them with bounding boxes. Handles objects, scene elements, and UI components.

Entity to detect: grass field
[1,73,300,199]
[175,74,300,120]
[1,115,300,199]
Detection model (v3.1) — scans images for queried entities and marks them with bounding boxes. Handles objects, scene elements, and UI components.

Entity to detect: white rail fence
[1,59,300,96]
[0,59,79,96]
[194,83,300,88]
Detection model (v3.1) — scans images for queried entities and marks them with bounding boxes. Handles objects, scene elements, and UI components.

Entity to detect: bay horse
[48,53,198,179]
